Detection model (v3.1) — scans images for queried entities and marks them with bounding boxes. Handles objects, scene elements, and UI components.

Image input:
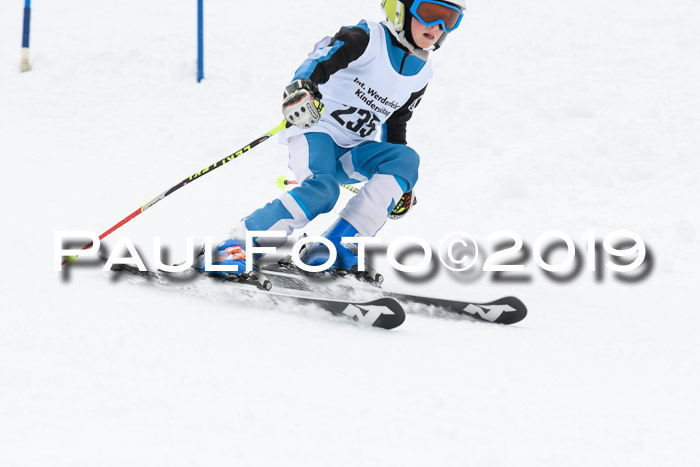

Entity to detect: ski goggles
[409,0,464,33]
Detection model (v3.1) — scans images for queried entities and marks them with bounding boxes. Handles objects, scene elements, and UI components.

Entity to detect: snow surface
[1,0,699,465]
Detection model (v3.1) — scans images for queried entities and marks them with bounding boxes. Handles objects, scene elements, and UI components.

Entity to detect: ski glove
[389,190,418,220]
[282,79,324,129]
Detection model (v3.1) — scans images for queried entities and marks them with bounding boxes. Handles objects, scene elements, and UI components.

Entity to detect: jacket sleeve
[381,85,428,145]
[292,22,371,84]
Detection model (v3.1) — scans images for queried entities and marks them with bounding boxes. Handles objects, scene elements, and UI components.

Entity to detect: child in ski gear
[196,0,466,276]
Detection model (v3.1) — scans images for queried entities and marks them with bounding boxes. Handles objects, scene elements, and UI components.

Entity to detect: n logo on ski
[462,304,518,323]
[342,303,396,326]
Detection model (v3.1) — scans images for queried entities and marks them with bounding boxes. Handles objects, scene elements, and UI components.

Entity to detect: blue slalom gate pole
[197,0,204,82]
[21,0,32,72]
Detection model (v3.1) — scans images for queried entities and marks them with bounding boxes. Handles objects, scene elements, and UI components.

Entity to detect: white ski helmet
[382,0,466,46]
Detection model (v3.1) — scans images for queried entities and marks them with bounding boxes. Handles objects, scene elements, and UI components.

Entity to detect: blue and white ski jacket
[282,20,432,148]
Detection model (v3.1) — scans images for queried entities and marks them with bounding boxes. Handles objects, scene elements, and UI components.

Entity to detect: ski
[258,262,528,325]
[105,262,406,330]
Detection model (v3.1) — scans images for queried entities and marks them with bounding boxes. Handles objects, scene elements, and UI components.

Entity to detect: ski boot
[298,218,384,285]
[194,238,271,290]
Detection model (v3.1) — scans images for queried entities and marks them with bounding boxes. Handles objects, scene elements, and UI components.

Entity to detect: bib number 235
[331,106,380,138]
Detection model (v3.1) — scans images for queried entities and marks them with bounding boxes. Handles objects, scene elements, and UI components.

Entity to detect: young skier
[196,0,466,277]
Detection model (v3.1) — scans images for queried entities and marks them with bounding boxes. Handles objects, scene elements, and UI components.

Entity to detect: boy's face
[410,17,444,49]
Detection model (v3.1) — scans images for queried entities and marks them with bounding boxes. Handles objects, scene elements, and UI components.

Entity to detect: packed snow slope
[1,0,699,466]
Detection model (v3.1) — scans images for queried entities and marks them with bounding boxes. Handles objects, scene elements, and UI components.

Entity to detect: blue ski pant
[243,132,420,242]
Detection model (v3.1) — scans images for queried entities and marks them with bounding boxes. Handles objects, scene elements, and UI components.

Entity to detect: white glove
[282,79,324,129]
